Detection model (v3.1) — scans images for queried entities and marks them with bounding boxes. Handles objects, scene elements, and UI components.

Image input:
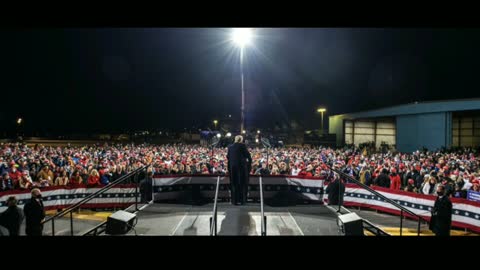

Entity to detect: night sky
[1,28,480,134]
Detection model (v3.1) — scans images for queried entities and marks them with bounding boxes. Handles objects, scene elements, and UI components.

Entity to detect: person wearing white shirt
[291,166,300,176]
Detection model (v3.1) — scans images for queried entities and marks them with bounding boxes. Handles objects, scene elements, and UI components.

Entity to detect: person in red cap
[8,163,22,188]
[389,168,401,190]
[404,179,417,192]
[471,180,480,192]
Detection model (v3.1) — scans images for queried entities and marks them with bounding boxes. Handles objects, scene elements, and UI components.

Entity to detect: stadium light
[226,132,232,138]
[216,133,222,138]
[257,130,261,134]
[231,28,254,134]
[242,130,246,134]
[231,28,253,49]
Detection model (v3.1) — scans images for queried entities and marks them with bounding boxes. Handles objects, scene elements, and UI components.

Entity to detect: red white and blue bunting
[1,175,479,233]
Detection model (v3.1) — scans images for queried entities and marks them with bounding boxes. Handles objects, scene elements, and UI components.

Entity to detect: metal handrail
[327,165,429,236]
[43,165,150,236]
[82,197,154,236]
[362,219,391,236]
[259,176,266,236]
[209,176,221,236]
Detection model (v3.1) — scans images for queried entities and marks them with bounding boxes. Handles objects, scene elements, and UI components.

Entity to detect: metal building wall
[396,112,452,152]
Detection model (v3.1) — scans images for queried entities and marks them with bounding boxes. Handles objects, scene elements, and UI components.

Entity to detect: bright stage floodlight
[216,133,222,138]
[231,28,253,48]
[226,132,232,138]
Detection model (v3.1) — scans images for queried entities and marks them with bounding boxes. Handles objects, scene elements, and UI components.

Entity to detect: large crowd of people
[1,142,479,201]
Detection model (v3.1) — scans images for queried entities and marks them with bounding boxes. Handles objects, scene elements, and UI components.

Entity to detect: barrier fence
[2,175,479,233]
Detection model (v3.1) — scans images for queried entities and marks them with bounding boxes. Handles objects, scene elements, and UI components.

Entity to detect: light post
[231,28,253,134]
[16,117,23,140]
[317,108,326,133]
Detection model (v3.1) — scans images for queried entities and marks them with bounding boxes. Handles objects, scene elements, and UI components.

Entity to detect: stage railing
[259,176,267,236]
[209,176,221,236]
[42,165,150,236]
[327,165,429,236]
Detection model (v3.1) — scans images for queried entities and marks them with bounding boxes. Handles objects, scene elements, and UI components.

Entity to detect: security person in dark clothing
[374,169,390,188]
[24,188,46,236]
[325,173,345,206]
[429,185,452,236]
[0,196,24,236]
[227,135,252,205]
[139,171,154,203]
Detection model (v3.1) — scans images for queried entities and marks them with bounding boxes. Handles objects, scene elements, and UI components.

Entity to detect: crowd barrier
[1,175,479,232]
[0,184,137,212]
[343,184,480,233]
[151,175,326,201]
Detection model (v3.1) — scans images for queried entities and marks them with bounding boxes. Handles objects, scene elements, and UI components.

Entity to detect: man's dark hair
[6,196,17,205]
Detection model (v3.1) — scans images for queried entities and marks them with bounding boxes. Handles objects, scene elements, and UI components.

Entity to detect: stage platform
[126,203,341,236]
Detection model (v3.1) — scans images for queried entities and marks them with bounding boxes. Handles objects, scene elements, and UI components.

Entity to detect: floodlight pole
[240,48,245,133]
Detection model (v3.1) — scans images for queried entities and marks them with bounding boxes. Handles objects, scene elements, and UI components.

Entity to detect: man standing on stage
[227,135,252,205]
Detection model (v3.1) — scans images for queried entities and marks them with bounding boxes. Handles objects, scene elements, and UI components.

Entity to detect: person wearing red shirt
[87,169,100,186]
[389,168,401,190]
[8,164,22,188]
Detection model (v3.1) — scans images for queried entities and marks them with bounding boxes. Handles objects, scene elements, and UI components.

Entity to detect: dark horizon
[1,28,480,134]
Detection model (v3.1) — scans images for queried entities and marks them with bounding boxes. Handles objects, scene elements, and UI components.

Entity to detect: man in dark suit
[23,188,46,236]
[429,185,452,236]
[139,171,153,203]
[0,196,24,236]
[325,173,345,206]
[374,169,391,188]
[227,135,252,205]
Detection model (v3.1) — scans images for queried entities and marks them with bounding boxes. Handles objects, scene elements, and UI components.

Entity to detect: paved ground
[19,210,111,236]
[346,206,478,236]
[19,204,477,236]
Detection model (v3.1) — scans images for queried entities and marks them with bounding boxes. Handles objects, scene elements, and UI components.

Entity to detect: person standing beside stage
[139,171,154,203]
[0,196,24,236]
[325,173,345,206]
[429,185,452,236]
[227,135,252,205]
[24,188,46,236]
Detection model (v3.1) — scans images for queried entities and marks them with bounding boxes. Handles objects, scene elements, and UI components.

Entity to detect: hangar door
[452,116,480,147]
[344,119,396,148]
